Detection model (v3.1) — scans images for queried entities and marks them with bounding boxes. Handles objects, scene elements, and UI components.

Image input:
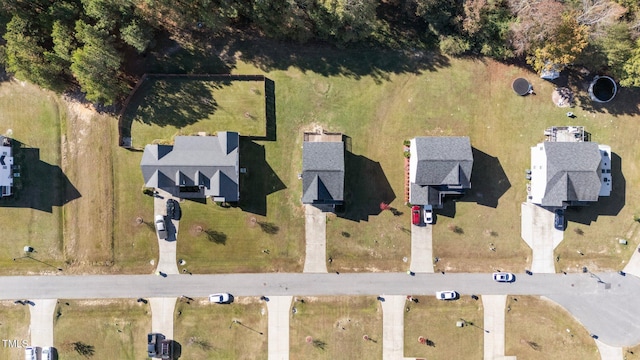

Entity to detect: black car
[554,209,565,230]
[173,201,181,220]
[166,199,175,219]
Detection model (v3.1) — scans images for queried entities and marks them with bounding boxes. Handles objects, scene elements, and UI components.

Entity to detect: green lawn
[289,296,382,359]
[505,296,599,360]
[53,299,150,360]
[0,81,65,274]
[0,301,30,360]
[404,295,483,359]
[173,297,268,359]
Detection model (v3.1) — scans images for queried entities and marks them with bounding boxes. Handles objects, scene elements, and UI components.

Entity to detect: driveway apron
[303,205,327,273]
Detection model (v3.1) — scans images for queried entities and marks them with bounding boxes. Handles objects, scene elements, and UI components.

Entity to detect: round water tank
[589,76,617,103]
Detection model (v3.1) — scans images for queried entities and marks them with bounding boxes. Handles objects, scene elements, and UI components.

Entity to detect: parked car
[173,201,181,220]
[24,347,37,360]
[166,199,175,219]
[435,290,459,300]
[148,333,163,357]
[209,293,232,304]
[492,272,515,282]
[554,209,565,230]
[423,205,434,224]
[41,347,55,360]
[160,339,172,360]
[411,205,421,225]
[155,215,167,239]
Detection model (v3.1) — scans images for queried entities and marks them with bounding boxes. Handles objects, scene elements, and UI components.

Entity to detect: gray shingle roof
[541,142,602,207]
[302,142,344,204]
[413,137,473,187]
[140,132,239,201]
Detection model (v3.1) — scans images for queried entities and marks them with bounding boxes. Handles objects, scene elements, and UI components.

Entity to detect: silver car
[155,215,167,240]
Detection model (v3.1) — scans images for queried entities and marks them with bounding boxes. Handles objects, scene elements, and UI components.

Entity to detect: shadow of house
[566,152,625,225]
[0,141,80,212]
[339,151,395,222]
[238,137,286,216]
[458,148,511,208]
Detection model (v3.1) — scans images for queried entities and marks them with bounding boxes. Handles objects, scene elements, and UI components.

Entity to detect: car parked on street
[148,333,163,357]
[435,290,459,300]
[411,205,421,225]
[155,215,167,239]
[423,205,433,224]
[209,293,232,304]
[492,272,515,282]
[554,209,565,230]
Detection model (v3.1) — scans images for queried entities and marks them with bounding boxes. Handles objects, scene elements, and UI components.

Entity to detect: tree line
[1,0,639,105]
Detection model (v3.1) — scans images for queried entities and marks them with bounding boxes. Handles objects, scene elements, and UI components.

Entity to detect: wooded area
[1,0,639,105]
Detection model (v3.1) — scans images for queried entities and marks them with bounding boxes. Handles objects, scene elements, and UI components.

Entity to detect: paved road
[2,272,639,347]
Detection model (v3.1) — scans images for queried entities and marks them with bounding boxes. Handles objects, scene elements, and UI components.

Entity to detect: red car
[411,205,421,225]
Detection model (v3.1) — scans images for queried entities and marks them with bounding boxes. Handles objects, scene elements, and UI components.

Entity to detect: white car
[24,347,37,360]
[493,272,515,282]
[155,215,167,239]
[423,205,433,224]
[209,293,232,304]
[435,290,459,300]
[41,347,54,360]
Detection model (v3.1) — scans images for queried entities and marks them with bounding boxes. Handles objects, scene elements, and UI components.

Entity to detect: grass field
[0,301,30,360]
[289,296,382,359]
[0,81,65,274]
[404,295,483,359]
[504,296,599,359]
[53,299,150,360]
[173,297,267,359]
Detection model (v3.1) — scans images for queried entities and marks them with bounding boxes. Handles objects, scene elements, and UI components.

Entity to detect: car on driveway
[166,199,175,218]
[435,290,459,300]
[209,293,232,304]
[412,205,421,225]
[423,205,433,224]
[148,333,163,357]
[493,272,515,282]
[554,209,565,230]
[155,215,167,239]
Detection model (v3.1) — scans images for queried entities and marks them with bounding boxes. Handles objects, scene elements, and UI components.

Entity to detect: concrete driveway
[303,205,327,273]
[150,297,177,340]
[154,190,179,275]
[380,295,407,360]
[267,296,292,360]
[410,223,433,273]
[482,295,516,360]
[29,299,56,348]
[521,202,563,273]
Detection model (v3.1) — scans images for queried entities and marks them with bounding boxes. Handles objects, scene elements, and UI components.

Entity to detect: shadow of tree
[205,229,227,245]
[257,221,279,234]
[566,70,640,116]
[0,140,81,212]
[460,147,511,208]
[339,150,395,222]
[122,77,224,129]
[238,137,286,216]
[565,152,625,225]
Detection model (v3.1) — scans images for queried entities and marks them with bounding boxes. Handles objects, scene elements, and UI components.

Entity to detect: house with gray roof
[409,137,473,207]
[530,127,611,208]
[140,132,239,201]
[301,131,344,208]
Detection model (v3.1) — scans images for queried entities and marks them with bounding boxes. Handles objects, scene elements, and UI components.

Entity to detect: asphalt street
[2,271,639,346]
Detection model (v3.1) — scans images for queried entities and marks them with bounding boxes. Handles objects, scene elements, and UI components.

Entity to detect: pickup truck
[147,333,162,357]
[160,339,172,360]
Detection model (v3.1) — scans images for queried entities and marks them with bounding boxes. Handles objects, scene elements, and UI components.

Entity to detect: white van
[24,346,37,360]
[41,347,54,360]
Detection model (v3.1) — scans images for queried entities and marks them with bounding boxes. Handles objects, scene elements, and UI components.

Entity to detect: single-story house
[140,132,240,201]
[301,131,344,208]
[530,128,611,208]
[409,136,473,207]
[0,136,13,197]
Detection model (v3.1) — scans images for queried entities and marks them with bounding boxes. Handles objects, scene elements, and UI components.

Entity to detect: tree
[508,0,566,55]
[620,39,640,87]
[120,19,154,53]
[70,21,126,104]
[3,15,65,91]
[527,14,589,72]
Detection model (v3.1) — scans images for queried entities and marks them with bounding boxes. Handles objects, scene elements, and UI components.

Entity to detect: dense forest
[1,0,640,105]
